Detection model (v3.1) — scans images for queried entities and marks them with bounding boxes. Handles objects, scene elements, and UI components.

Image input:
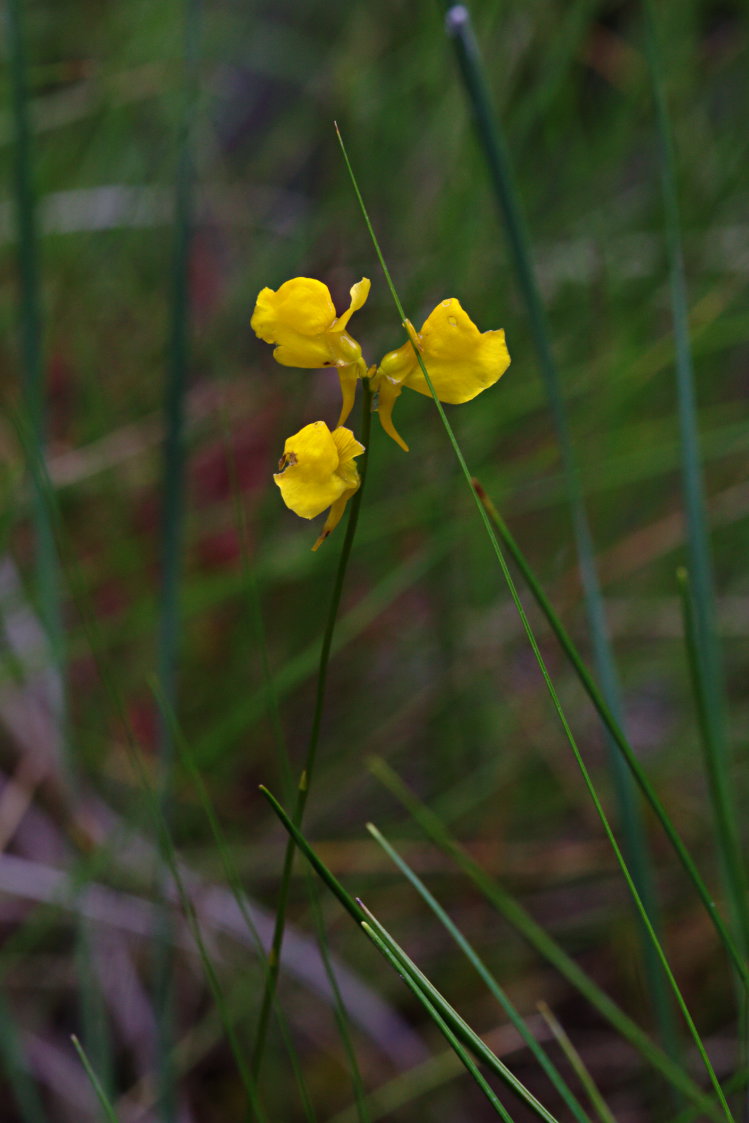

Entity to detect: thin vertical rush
[7,0,64,725]
[643,1,749,956]
[7,0,43,556]
[440,1,681,1069]
[7,0,116,1102]
[155,0,201,1118]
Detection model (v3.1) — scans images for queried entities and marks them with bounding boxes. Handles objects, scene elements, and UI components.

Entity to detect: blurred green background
[1,0,748,1120]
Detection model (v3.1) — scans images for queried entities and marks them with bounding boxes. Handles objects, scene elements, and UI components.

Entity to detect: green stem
[250,379,373,1077]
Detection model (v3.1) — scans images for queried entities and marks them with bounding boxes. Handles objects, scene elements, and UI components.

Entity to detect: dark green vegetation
[1,1,748,1120]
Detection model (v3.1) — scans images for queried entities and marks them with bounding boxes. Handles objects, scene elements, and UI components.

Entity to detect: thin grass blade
[537,1002,617,1123]
[359,904,561,1123]
[360,921,515,1120]
[71,1035,120,1123]
[370,757,724,1121]
[0,987,47,1123]
[366,822,593,1123]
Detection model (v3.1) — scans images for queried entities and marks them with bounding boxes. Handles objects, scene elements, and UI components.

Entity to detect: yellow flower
[251,277,370,427]
[373,298,510,451]
[273,421,365,551]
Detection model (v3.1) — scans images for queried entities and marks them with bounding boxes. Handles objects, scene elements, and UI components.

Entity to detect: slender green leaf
[361,921,514,1120]
[360,905,559,1123]
[537,1002,617,1123]
[370,758,724,1121]
[366,822,593,1123]
[71,1036,121,1123]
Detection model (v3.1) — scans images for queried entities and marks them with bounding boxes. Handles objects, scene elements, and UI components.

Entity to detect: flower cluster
[251,276,510,549]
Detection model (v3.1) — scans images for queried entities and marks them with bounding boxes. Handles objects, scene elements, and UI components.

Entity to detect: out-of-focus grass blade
[366,822,593,1123]
[307,872,371,1123]
[194,534,455,766]
[369,758,724,1122]
[7,0,115,1100]
[537,1002,617,1123]
[6,0,58,645]
[677,567,748,957]
[158,0,201,776]
[643,0,749,956]
[0,987,47,1123]
[437,0,677,1064]
[360,920,515,1120]
[71,1035,120,1123]
[155,0,201,1117]
[162,688,320,1122]
[133,705,270,1122]
[472,477,747,986]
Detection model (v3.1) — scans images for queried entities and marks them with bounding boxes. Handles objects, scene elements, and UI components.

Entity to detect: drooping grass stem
[437,1,678,1064]
[337,128,734,1122]
[250,379,373,1077]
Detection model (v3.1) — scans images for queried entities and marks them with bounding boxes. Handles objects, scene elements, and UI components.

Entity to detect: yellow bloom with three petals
[274,420,365,551]
[251,277,370,427]
[372,298,510,451]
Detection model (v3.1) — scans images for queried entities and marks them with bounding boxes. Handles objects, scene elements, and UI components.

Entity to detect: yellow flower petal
[373,376,409,452]
[332,278,371,333]
[331,425,365,485]
[404,299,510,404]
[251,277,370,371]
[312,489,355,552]
[271,331,339,369]
[273,421,348,519]
[336,367,359,427]
[251,278,336,343]
[273,422,365,550]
